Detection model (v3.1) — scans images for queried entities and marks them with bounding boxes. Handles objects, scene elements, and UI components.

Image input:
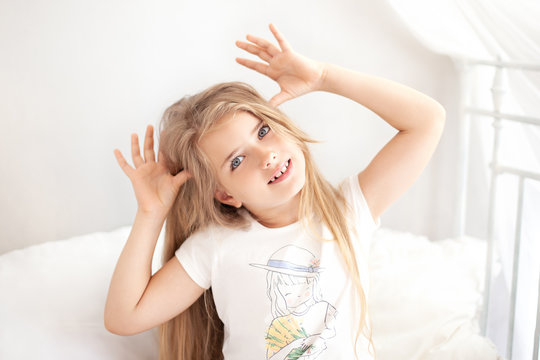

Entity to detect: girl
[105,24,445,360]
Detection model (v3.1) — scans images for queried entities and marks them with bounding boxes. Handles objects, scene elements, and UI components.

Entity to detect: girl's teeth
[269,160,290,184]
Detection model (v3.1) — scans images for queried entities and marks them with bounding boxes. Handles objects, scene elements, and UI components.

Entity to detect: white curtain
[384,0,540,359]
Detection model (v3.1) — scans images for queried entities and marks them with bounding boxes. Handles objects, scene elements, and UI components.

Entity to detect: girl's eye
[258,125,270,139]
[231,155,244,170]
[230,125,270,171]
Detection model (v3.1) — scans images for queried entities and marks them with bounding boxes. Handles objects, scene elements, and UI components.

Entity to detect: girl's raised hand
[236,23,326,107]
[114,125,191,220]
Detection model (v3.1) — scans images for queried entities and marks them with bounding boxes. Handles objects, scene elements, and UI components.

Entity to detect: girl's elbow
[104,313,138,336]
[104,320,137,336]
[104,317,126,336]
[424,101,446,133]
[432,101,446,124]
[416,99,446,131]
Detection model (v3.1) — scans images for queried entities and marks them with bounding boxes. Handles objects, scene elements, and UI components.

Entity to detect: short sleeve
[339,175,381,235]
[174,227,216,290]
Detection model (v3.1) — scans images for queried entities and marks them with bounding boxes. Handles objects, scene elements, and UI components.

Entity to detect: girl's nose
[263,151,277,169]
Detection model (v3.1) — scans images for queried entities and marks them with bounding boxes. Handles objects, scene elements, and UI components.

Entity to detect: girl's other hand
[113,125,191,220]
[235,23,326,107]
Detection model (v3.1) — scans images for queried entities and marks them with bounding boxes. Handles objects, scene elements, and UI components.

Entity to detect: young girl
[105,24,445,360]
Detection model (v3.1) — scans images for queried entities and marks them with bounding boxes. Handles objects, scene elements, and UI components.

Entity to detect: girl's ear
[214,189,242,208]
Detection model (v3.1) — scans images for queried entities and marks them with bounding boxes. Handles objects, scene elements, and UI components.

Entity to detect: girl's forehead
[207,111,236,133]
[209,110,257,133]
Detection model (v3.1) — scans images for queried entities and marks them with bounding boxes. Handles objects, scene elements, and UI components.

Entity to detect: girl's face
[199,111,305,226]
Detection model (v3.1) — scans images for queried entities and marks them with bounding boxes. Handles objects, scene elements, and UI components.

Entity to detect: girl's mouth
[268,159,292,185]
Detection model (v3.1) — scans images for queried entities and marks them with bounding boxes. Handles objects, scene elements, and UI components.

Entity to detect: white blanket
[0,226,502,359]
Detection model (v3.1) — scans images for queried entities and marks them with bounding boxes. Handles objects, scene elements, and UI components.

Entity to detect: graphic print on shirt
[250,245,338,360]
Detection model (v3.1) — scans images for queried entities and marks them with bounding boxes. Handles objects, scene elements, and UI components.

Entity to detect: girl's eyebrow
[221,119,263,169]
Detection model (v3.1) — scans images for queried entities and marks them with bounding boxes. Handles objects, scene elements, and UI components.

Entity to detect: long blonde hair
[157,82,376,359]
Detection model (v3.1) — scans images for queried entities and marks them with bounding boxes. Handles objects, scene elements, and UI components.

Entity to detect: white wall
[0,0,460,254]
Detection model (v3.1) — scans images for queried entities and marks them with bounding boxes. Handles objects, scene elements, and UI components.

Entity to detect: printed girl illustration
[251,245,337,360]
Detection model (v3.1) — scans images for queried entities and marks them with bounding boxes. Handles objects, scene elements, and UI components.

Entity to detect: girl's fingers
[113,149,134,177]
[245,34,280,57]
[131,134,144,168]
[173,169,192,188]
[269,91,291,108]
[143,125,156,163]
[235,57,268,76]
[269,23,292,52]
[235,40,272,63]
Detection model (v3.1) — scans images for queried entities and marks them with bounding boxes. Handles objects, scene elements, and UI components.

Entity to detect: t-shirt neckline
[243,208,302,231]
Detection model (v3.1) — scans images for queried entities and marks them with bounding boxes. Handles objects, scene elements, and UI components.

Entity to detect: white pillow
[368,228,502,360]
[0,226,161,360]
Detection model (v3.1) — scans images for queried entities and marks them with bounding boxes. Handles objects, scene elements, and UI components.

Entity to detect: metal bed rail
[459,58,540,360]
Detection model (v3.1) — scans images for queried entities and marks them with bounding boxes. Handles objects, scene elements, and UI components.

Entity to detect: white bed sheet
[0,226,502,359]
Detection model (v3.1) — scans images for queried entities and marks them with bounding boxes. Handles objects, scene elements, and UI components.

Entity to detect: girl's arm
[236,24,445,221]
[105,211,205,336]
[105,126,204,335]
[320,64,445,221]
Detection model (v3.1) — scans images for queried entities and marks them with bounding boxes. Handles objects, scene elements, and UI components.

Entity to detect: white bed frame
[457,57,540,360]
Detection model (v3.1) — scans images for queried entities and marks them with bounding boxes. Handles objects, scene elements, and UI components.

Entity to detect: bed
[0,225,502,359]
[0,61,514,360]
[13,56,540,360]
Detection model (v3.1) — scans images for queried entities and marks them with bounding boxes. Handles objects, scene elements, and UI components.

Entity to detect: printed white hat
[250,245,323,278]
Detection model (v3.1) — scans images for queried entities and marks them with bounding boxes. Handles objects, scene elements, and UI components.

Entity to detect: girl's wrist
[315,61,330,92]
[135,208,168,227]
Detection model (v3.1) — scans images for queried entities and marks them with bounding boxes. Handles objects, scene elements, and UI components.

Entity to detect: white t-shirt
[175,175,380,359]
